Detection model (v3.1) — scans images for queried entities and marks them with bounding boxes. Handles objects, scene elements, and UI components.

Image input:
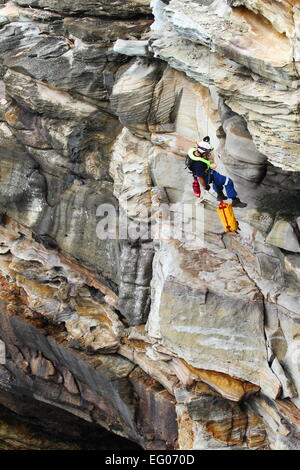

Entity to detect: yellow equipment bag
[217,201,239,232]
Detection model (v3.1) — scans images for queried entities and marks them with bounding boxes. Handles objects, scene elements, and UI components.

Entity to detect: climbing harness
[185,147,211,174]
[188,148,211,167]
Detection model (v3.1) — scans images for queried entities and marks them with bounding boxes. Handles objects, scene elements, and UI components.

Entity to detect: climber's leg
[212,171,247,207]
[211,171,235,199]
[223,177,237,199]
[211,177,223,195]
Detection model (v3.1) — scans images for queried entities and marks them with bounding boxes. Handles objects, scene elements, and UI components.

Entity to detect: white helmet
[196,140,213,153]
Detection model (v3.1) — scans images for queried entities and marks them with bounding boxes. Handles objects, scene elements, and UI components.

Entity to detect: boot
[217,192,228,201]
[232,197,247,208]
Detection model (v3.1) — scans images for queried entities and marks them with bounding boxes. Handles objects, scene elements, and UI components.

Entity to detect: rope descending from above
[206,36,213,137]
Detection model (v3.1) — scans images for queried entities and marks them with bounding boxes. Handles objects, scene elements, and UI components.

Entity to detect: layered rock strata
[0,0,299,450]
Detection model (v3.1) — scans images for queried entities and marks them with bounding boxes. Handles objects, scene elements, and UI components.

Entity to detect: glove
[205,184,210,191]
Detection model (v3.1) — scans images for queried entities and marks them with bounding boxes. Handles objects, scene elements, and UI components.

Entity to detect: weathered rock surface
[0,399,141,450]
[146,239,281,399]
[266,219,300,253]
[149,0,300,171]
[0,0,299,451]
[14,0,152,17]
[0,296,177,449]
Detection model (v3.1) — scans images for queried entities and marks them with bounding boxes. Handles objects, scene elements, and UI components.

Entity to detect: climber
[186,137,247,208]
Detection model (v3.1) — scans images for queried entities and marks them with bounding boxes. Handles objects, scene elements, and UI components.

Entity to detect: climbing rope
[206,36,213,136]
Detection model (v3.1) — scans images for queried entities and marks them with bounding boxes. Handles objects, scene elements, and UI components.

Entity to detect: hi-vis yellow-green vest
[188,148,211,169]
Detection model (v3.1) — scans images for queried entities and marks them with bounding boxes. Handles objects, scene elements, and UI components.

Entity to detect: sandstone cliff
[0,0,299,450]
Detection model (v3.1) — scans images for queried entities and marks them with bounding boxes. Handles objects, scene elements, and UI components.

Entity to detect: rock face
[0,393,141,450]
[0,0,299,450]
[14,0,152,16]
